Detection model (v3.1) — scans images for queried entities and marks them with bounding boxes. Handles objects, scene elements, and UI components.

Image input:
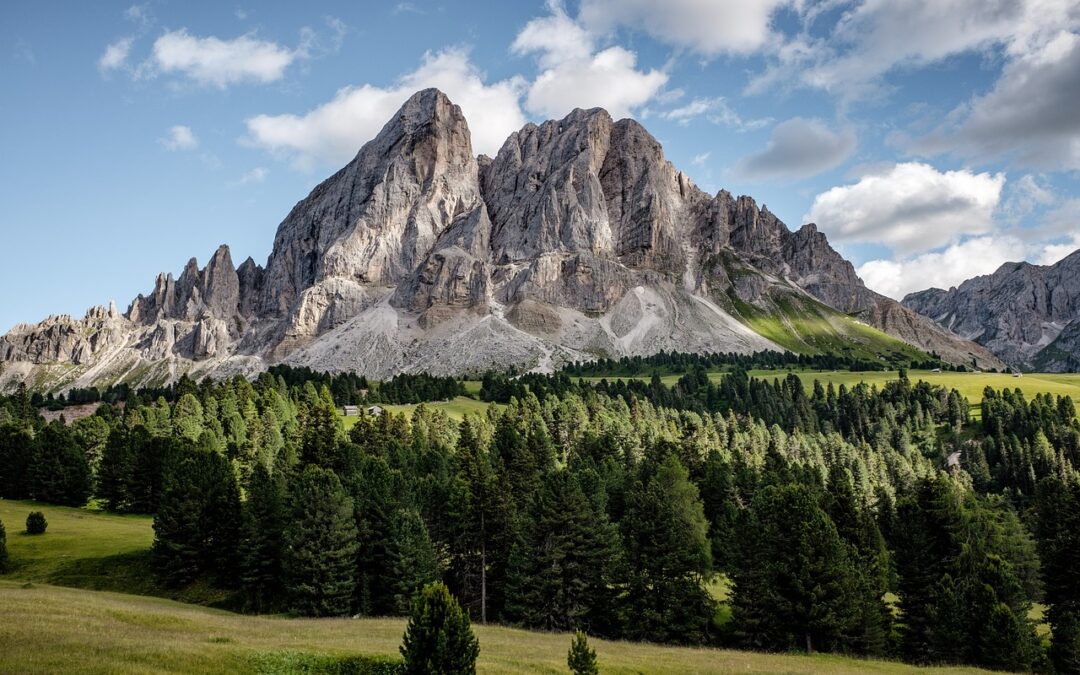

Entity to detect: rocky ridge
[904,250,1080,371]
[0,88,1002,392]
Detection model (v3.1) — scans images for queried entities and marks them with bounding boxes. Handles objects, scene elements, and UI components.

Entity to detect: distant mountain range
[0,88,1004,392]
[904,250,1080,372]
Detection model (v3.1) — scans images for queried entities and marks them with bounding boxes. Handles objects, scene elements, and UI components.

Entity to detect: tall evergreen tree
[282,465,358,617]
[623,455,713,644]
[1036,475,1080,673]
[239,464,286,612]
[0,425,35,499]
[389,508,443,614]
[32,421,91,506]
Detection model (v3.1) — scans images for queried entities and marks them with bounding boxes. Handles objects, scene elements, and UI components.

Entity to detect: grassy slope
[342,396,496,428]
[0,582,996,675]
[0,499,999,674]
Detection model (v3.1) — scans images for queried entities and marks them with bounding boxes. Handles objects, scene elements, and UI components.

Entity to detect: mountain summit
[0,89,1002,391]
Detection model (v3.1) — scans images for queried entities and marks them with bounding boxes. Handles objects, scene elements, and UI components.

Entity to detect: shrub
[400,582,479,675]
[568,631,599,675]
[25,511,47,535]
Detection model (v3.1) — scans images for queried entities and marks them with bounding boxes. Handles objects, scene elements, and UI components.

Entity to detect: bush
[568,631,599,675]
[400,582,479,675]
[25,511,47,535]
[0,518,8,572]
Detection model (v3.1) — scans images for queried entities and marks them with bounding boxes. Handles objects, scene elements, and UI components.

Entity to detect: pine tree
[25,511,47,534]
[152,444,241,587]
[623,455,713,644]
[1036,475,1080,673]
[239,464,286,612]
[400,582,480,675]
[282,465,358,616]
[567,631,599,675]
[515,469,622,633]
[31,422,91,506]
[97,427,135,510]
[733,482,862,654]
[389,508,442,614]
[0,425,35,499]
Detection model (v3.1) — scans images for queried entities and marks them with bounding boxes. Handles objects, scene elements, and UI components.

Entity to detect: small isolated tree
[400,582,480,675]
[0,518,8,572]
[568,631,599,675]
[25,511,47,535]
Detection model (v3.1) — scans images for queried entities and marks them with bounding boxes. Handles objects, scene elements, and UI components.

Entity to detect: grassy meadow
[0,498,1008,674]
[0,581,1001,675]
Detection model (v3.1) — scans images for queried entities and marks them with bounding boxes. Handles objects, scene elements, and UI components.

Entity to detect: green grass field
[342,396,496,428]
[0,581,999,675]
[0,499,1004,673]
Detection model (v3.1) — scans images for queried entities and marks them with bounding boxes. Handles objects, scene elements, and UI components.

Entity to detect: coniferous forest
[2,361,1079,673]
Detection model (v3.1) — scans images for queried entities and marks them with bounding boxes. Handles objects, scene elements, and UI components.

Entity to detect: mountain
[0,89,1002,392]
[903,250,1080,372]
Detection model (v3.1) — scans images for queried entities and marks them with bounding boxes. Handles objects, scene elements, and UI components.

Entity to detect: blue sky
[2,0,1079,332]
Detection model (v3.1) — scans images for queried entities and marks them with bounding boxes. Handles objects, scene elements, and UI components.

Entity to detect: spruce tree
[389,508,442,614]
[282,465,358,616]
[733,482,862,654]
[623,455,713,644]
[567,631,598,675]
[400,582,480,675]
[31,422,91,506]
[239,464,286,612]
[0,425,35,499]
[1036,475,1080,673]
[152,443,241,587]
[515,469,622,633]
[97,427,134,510]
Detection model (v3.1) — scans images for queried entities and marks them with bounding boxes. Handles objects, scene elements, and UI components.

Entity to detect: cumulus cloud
[149,29,300,87]
[579,0,788,55]
[159,125,198,151]
[246,48,526,167]
[908,30,1080,171]
[735,117,855,181]
[858,235,1021,299]
[98,37,133,73]
[234,166,269,185]
[805,162,1005,254]
[1038,235,1080,265]
[752,0,1079,101]
[512,5,666,120]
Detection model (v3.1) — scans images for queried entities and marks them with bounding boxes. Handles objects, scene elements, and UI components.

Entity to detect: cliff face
[0,88,1004,392]
[904,250,1080,370]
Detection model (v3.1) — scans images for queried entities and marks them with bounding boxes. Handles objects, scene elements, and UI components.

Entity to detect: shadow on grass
[46,550,239,609]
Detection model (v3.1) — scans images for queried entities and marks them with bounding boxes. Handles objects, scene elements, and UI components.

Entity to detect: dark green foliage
[400,582,479,675]
[31,422,91,506]
[1036,475,1080,673]
[239,464,286,612]
[0,518,7,572]
[623,455,714,644]
[152,443,241,587]
[299,403,343,469]
[733,483,866,654]
[248,651,402,675]
[388,508,442,614]
[25,510,47,534]
[511,469,622,633]
[0,425,36,499]
[282,465,358,617]
[567,631,598,675]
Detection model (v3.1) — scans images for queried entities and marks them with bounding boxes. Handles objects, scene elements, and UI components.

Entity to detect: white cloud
[908,30,1080,170]
[98,37,133,73]
[159,125,198,151]
[753,0,1080,100]
[806,162,1005,254]
[691,152,710,166]
[149,29,300,88]
[659,97,771,131]
[512,5,667,119]
[1038,235,1080,265]
[246,48,526,167]
[858,235,1021,299]
[579,0,788,55]
[735,117,855,181]
[233,166,269,185]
